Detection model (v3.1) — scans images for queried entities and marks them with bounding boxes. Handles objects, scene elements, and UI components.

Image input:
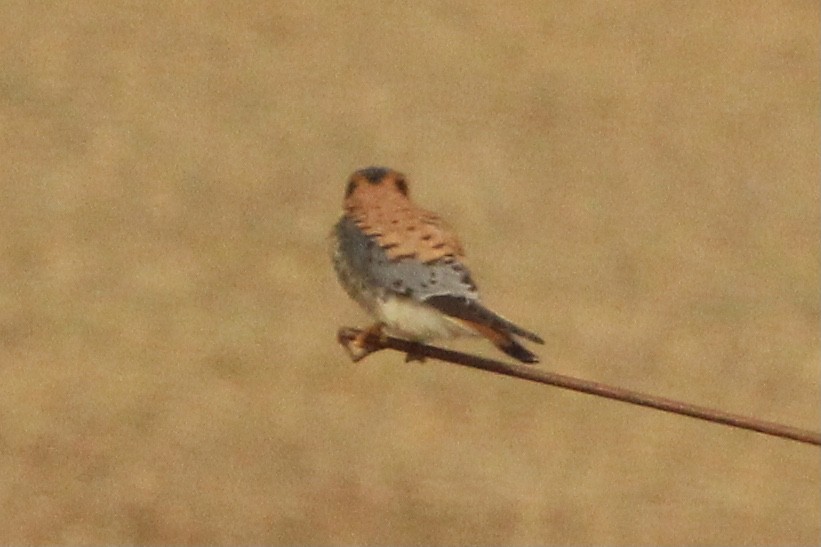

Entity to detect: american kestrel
[332,167,544,363]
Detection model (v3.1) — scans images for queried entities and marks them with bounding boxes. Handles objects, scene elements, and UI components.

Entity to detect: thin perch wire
[337,327,821,447]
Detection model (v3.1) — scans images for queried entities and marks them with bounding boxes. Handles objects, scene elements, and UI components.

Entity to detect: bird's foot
[337,324,387,362]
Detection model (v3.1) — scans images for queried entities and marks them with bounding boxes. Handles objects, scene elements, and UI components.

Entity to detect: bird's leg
[404,350,427,363]
[337,325,428,363]
[337,323,387,362]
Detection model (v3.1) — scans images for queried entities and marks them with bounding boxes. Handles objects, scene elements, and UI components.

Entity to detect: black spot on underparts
[460,271,476,287]
[406,225,416,232]
[391,283,413,297]
[356,166,391,183]
[431,242,444,249]
[420,282,428,289]
[421,234,432,241]
[359,223,382,236]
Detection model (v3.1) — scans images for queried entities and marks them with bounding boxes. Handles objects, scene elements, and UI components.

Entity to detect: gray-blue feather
[334,216,543,345]
[334,216,478,303]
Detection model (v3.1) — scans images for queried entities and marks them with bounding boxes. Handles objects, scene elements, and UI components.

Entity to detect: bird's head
[343,167,410,211]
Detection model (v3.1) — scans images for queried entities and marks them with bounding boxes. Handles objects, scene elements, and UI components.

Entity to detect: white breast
[375,295,478,342]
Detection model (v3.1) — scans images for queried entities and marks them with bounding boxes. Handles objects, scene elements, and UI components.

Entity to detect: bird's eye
[394,177,408,195]
[344,179,357,198]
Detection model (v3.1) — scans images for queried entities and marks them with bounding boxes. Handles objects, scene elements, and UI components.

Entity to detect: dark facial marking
[356,166,391,183]
[344,179,357,198]
[394,176,409,195]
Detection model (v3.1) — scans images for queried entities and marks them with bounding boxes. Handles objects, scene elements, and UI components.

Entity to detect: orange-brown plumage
[343,168,465,264]
[333,166,543,363]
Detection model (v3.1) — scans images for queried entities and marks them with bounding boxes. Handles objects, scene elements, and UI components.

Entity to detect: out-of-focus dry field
[0,2,818,544]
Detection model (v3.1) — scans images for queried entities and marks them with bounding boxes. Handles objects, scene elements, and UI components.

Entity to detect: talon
[337,324,387,362]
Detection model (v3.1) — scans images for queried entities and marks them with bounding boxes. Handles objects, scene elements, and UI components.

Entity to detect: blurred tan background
[0,1,818,544]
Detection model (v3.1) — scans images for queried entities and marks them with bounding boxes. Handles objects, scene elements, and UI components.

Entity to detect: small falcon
[332,167,543,363]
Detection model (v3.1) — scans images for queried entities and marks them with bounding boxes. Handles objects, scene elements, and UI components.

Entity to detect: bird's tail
[462,320,540,364]
[425,295,543,363]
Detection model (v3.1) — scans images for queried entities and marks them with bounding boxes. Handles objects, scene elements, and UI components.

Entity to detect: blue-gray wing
[334,216,479,303]
[334,216,543,345]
